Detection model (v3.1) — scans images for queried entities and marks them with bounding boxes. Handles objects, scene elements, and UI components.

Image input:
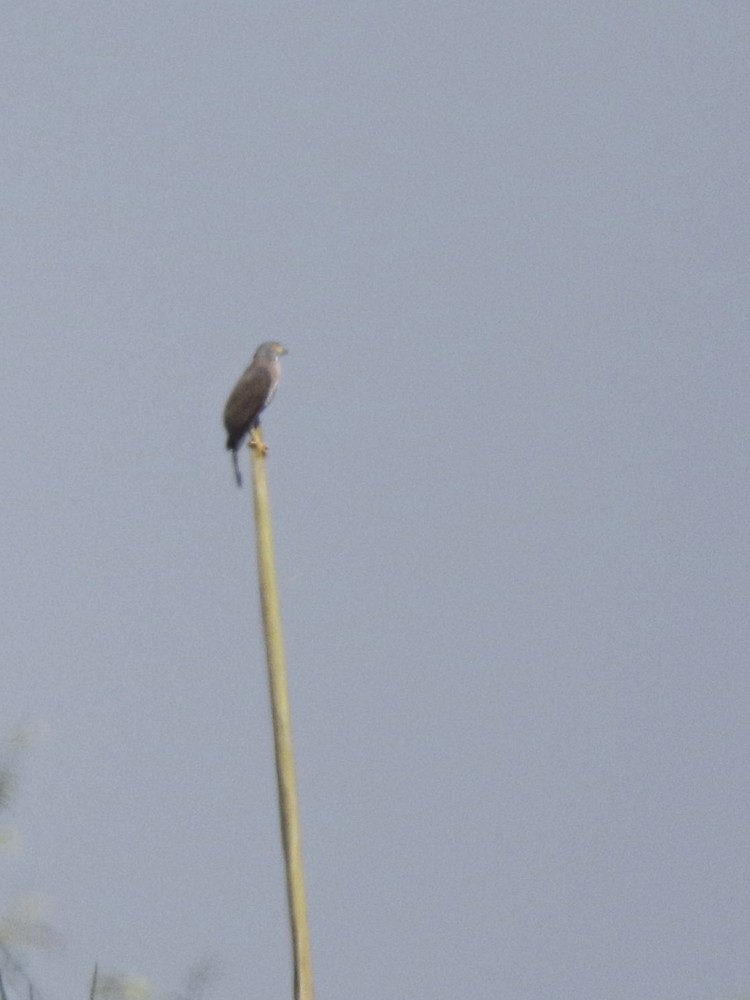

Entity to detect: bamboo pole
[249,428,314,1000]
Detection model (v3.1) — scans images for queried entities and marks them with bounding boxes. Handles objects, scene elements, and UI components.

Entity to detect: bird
[223,341,288,486]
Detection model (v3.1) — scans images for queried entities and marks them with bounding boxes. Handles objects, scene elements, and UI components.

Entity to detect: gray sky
[2,3,749,998]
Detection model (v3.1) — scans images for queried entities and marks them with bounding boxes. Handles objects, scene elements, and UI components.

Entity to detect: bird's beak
[280,346,289,356]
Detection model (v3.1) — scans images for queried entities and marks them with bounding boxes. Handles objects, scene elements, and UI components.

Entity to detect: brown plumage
[223,341,288,485]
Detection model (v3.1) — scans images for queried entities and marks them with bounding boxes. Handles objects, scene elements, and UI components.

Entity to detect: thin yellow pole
[249,429,314,1000]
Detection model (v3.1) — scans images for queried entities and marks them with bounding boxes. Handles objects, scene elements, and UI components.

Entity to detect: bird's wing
[223,364,274,445]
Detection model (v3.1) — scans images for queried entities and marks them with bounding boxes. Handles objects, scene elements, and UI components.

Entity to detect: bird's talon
[249,432,268,456]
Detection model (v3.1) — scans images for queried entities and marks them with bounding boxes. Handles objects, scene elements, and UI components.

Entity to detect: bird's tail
[231,450,242,487]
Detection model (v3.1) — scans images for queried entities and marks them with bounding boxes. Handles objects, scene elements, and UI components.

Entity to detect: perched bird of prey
[223,341,288,486]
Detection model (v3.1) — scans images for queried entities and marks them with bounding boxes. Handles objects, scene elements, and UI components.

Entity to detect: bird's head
[255,341,288,360]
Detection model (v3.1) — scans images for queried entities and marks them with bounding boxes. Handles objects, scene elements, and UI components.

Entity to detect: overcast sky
[2,3,749,999]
